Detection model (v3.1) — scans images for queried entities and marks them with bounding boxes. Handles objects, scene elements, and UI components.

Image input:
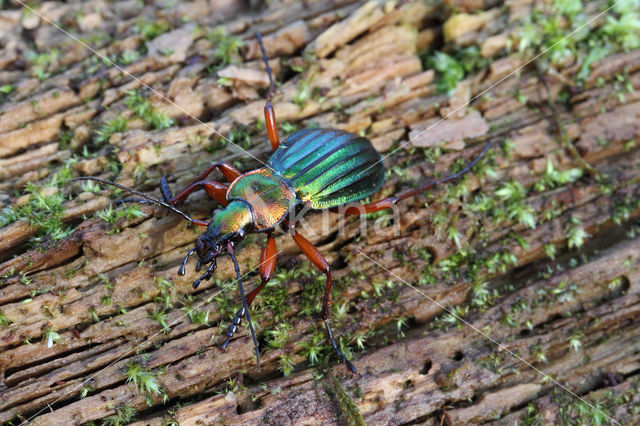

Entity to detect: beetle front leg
[165,179,229,207]
[291,228,357,373]
[221,233,277,349]
[161,161,242,203]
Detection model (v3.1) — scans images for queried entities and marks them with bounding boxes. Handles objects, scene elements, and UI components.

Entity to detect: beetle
[74,33,491,373]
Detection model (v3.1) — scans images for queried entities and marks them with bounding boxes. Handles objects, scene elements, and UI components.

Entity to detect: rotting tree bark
[1,0,640,425]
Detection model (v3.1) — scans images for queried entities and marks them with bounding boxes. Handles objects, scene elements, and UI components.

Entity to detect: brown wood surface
[1,0,639,425]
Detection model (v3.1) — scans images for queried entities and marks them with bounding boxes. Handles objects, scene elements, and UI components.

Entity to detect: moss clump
[95,116,128,144]
[326,372,365,426]
[125,90,175,130]
[207,26,243,67]
[0,158,79,247]
[136,19,169,41]
[421,46,487,95]
[101,405,137,426]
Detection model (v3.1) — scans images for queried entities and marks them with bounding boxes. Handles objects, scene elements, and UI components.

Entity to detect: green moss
[27,49,59,81]
[534,160,583,193]
[300,332,328,366]
[0,311,11,327]
[0,158,79,247]
[95,204,145,233]
[0,84,13,94]
[601,2,640,52]
[265,322,293,349]
[326,372,365,426]
[566,216,589,249]
[181,295,210,325]
[254,281,288,322]
[124,90,174,130]
[433,304,469,330]
[80,385,94,399]
[227,127,252,150]
[567,330,584,352]
[292,78,311,108]
[278,353,295,377]
[422,46,487,95]
[207,26,243,67]
[154,277,176,309]
[514,0,640,80]
[552,387,614,426]
[43,327,61,348]
[125,360,163,395]
[101,405,136,426]
[95,116,128,144]
[136,19,169,41]
[0,84,13,106]
[148,309,171,333]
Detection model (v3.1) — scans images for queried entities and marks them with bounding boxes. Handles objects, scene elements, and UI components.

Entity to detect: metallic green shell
[267,129,385,209]
[210,200,253,235]
[226,168,297,231]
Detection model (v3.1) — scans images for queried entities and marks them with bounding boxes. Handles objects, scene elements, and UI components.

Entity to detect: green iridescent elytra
[225,128,385,231]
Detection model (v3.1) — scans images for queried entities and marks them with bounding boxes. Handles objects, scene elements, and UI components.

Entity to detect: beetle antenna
[227,242,261,370]
[71,176,195,223]
[256,32,275,103]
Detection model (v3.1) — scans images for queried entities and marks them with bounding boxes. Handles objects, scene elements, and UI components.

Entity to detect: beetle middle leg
[221,233,277,348]
[256,32,280,152]
[290,228,357,373]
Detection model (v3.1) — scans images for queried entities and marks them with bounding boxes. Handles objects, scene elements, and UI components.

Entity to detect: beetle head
[179,200,254,288]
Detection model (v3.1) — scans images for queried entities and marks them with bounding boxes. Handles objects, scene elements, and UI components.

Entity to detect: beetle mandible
[75,33,491,373]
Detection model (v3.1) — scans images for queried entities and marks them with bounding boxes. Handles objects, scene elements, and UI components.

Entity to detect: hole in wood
[420,359,432,375]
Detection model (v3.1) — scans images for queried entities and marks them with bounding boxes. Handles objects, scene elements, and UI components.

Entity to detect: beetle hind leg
[291,229,357,373]
[333,142,493,217]
[324,319,357,373]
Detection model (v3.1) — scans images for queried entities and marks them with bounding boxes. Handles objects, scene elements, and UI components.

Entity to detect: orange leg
[193,161,242,183]
[161,161,241,203]
[256,32,280,151]
[265,102,280,151]
[221,234,277,348]
[167,180,229,207]
[291,228,356,373]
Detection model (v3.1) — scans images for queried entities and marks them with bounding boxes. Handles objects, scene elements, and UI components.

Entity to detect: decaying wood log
[1,0,640,424]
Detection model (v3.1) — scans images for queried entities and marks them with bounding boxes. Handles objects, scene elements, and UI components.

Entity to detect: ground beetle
[74,33,491,373]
